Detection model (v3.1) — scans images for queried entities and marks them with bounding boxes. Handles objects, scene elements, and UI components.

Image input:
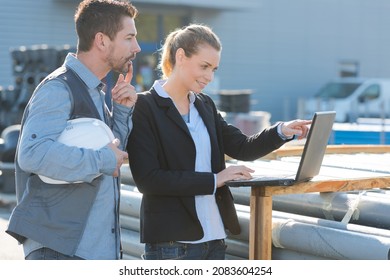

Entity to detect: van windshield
[314,82,362,99]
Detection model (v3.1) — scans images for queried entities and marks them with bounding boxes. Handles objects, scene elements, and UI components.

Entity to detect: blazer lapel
[194,94,219,168]
[151,89,191,137]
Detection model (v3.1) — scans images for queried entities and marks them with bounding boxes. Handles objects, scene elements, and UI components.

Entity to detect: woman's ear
[176,48,186,63]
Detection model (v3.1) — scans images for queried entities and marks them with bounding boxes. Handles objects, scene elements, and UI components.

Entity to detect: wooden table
[245,145,390,260]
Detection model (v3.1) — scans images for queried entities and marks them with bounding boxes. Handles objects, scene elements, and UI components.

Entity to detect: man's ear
[94,32,109,51]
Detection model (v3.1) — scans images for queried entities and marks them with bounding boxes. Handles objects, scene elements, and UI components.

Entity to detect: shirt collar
[153,80,196,104]
[63,53,102,90]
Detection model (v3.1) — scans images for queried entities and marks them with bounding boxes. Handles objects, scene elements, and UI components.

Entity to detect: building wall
[1,0,390,122]
[192,0,390,121]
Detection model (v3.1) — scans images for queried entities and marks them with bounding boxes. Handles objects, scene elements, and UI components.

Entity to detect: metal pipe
[119,187,390,260]
[120,189,141,218]
[273,192,390,229]
[271,210,390,239]
[272,217,390,260]
[120,214,139,232]
[230,187,390,229]
[272,247,329,260]
[232,205,390,241]
[121,228,144,258]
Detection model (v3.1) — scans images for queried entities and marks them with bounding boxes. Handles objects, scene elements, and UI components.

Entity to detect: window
[132,13,188,90]
[358,84,380,102]
[315,82,362,99]
[135,14,158,43]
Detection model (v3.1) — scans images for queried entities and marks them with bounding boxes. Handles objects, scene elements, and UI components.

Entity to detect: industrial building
[1,0,390,122]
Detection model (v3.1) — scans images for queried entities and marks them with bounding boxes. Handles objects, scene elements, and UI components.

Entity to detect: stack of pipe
[230,187,390,229]
[119,184,390,260]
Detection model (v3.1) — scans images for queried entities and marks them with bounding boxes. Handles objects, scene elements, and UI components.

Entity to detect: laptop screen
[295,111,336,182]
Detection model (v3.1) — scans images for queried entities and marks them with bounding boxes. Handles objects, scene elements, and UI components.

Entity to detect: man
[6,0,141,260]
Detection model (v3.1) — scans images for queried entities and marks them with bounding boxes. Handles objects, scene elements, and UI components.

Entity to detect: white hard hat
[39,118,115,184]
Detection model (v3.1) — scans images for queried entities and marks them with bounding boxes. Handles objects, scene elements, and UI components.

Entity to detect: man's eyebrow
[126,32,137,37]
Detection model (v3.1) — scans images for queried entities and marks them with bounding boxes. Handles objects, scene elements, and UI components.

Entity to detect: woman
[127,23,310,260]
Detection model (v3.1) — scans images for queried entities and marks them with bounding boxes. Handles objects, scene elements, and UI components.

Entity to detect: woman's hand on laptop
[217,165,255,188]
[281,119,312,140]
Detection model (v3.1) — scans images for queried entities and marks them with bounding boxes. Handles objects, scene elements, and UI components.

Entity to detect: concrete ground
[0,193,24,260]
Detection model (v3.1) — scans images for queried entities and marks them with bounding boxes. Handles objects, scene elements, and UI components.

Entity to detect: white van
[300,77,390,122]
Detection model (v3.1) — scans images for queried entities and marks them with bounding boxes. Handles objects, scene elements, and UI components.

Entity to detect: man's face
[107,16,141,74]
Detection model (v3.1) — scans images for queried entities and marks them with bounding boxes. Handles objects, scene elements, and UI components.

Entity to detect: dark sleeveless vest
[51,66,102,120]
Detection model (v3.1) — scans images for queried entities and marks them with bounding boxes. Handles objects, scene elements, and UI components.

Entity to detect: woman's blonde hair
[158,23,222,79]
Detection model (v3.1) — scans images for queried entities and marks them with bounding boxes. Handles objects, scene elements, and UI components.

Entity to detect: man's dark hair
[75,0,138,52]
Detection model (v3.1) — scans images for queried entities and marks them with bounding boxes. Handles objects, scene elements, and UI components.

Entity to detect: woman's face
[177,44,220,93]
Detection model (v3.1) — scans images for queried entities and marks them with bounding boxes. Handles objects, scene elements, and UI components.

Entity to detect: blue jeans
[25,247,84,260]
[142,239,227,260]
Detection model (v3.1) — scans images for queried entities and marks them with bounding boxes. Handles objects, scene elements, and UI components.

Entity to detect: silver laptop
[225,111,336,187]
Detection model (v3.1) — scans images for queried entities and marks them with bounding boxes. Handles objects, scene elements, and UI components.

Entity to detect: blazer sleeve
[201,93,287,162]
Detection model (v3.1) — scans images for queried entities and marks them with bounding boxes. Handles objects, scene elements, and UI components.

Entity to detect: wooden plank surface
[243,145,390,260]
[263,144,390,159]
[228,145,390,195]
[255,176,390,196]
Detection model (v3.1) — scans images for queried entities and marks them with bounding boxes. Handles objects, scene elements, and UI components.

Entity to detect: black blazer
[127,88,287,243]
